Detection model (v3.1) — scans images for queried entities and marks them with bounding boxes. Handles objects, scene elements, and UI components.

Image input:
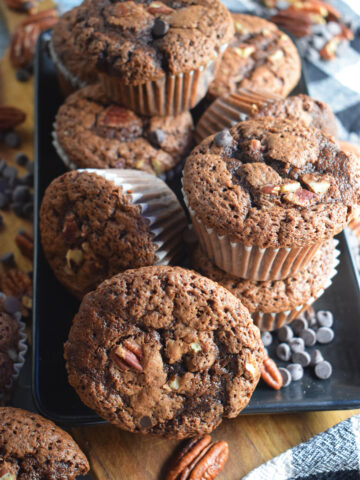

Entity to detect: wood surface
[1,3,360,479]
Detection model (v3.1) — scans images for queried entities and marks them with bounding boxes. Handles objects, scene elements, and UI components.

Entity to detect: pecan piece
[280,181,301,193]
[166,435,229,480]
[260,184,280,195]
[233,45,255,58]
[0,106,26,131]
[283,188,318,206]
[65,249,83,270]
[62,212,79,244]
[148,1,174,15]
[0,269,32,316]
[261,355,283,390]
[302,174,330,194]
[15,229,33,260]
[113,340,143,371]
[4,0,36,13]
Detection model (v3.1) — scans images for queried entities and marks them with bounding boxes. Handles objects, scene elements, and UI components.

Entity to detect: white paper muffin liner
[49,38,87,95]
[0,316,28,401]
[98,45,227,117]
[183,188,323,281]
[83,169,187,266]
[52,128,184,183]
[253,242,340,331]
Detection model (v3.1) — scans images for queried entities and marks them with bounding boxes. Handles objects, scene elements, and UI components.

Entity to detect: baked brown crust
[40,171,157,299]
[55,84,194,174]
[0,407,89,479]
[192,240,335,313]
[64,266,264,439]
[71,0,234,84]
[208,13,301,100]
[183,117,360,248]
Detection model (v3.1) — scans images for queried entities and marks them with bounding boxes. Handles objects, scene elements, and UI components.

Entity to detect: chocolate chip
[300,328,317,347]
[289,337,305,353]
[314,360,332,380]
[16,68,31,82]
[3,296,21,315]
[316,310,333,328]
[22,202,34,219]
[311,35,327,51]
[20,172,34,186]
[292,317,308,336]
[316,327,334,344]
[292,350,311,367]
[3,166,17,181]
[310,349,324,366]
[261,331,272,347]
[0,193,8,209]
[152,18,169,37]
[0,252,15,267]
[279,367,292,387]
[214,129,232,148]
[276,343,291,362]
[0,159,6,173]
[12,185,30,203]
[15,152,29,166]
[277,325,293,342]
[4,132,21,149]
[140,416,152,427]
[327,21,341,36]
[287,363,304,381]
[149,129,166,146]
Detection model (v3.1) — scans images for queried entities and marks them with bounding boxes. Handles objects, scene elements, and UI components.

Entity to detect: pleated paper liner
[49,39,87,97]
[183,189,323,281]
[98,45,228,117]
[0,316,28,405]
[52,128,184,183]
[84,169,187,266]
[253,243,340,331]
[195,88,282,143]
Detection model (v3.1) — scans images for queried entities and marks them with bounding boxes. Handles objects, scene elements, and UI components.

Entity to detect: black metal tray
[33,32,360,425]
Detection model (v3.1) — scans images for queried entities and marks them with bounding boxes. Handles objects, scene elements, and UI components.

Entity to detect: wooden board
[1,3,360,479]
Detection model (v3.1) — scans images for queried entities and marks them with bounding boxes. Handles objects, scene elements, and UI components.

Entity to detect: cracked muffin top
[55,84,194,174]
[208,13,301,100]
[192,240,336,314]
[253,94,338,138]
[71,0,234,84]
[183,117,360,248]
[64,266,264,439]
[0,407,89,479]
[51,7,98,87]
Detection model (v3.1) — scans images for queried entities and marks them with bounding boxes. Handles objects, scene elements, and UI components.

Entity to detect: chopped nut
[190,342,201,353]
[261,28,271,37]
[168,376,180,391]
[260,184,280,195]
[148,1,174,15]
[65,249,83,269]
[21,295,32,309]
[245,362,256,376]
[280,181,301,193]
[233,45,255,58]
[283,189,318,206]
[114,342,143,371]
[319,35,342,61]
[302,174,330,194]
[81,242,91,253]
[269,49,284,62]
[234,21,248,34]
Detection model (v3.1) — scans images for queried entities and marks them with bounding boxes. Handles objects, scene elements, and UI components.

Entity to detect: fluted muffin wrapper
[98,46,227,117]
[49,38,87,96]
[52,128,184,183]
[183,189,324,281]
[84,169,187,266]
[253,244,340,331]
[0,317,28,402]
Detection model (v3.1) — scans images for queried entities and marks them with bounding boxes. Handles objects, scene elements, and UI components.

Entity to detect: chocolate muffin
[183,117,360,280]
[0,407,89,479]
[64,266,264,438]
[192,240,338,331]
[40,170,187,298]
[71,0,234,116]
[196,93,338,143]
[54,84,194,177]
[50,7,98,95]
[0,312,19,393]
[207,14,301,101]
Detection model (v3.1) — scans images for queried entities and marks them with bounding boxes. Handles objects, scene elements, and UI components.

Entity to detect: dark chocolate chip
[277,325,293,343]
[20,172,34,186]
[261,331,272,347]
[292,317,308,336]
[292,350,311,367]
[316,327,334,344]
[3,296,21,315]
[152,18,169,37]
[314,360,332,380]
[140,416,152,427]
[276,343,291,362]
[310,349,324,366]
[287,363,304,381]
[11,202,24,217]
[278,367,292,387]
[3,166,17,181]
[22,202,34,219]
[15,152,29,166]
[0,193,8,209]
[12,185,30,203]
[316,310,333,327]
[0,159,7,173]
[300,328,316,347]
[149,129,166,146]
[289,337,305,353]
[4,132,21,149]
[0,252,15,267]
[214,129,233,148]
[16,68,31,82]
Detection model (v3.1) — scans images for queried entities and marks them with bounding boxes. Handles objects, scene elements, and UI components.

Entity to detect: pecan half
[270,9,313,37]
[4,0,36,13]
[0,106,26,131]
[261,355,283,390]
[166,435,229,480]
[113,340,143,371]
[148,1,174,15]
[15,229,34,260]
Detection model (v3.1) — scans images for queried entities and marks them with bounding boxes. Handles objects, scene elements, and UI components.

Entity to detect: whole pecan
[0,106,26,131]
[0,269,32,316]
[166,435,229,480]
[261,355,283,390]
[10,9,58,69]
[15,229,34,260]
[113,339,143,371]
[270,9,313,37]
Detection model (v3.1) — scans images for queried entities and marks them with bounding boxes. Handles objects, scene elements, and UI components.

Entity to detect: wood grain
[1,3,360,479]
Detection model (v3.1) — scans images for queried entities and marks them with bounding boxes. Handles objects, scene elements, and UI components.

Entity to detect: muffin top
[253,94,338,138]
[208,13,301,99]
[0,407,89,479]
[40,170,184,298]
[72,0,234,83]
[64,266,264,438]
[51,7,98,86]
[183,117,360,248]
[192,240,336,313]
[55,84,194,174]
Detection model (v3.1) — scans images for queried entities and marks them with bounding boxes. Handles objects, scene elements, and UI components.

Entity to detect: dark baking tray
[33,31,360,425]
